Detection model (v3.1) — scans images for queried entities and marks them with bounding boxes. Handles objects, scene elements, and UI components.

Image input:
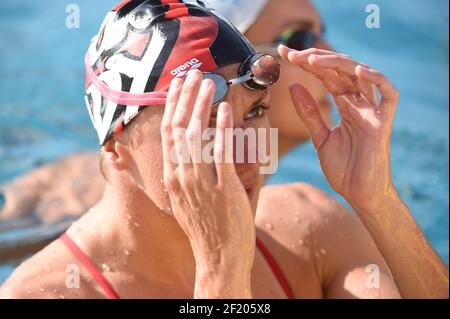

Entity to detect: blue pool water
[0,0,448,284]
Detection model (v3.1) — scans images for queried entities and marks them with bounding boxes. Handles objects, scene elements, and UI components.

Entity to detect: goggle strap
[227,73,253,87]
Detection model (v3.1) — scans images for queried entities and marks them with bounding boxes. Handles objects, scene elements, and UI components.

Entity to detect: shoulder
[256,182,352,232]
[255,183,368,284]
[256,183,398,298]
[0,238,101,299]
[255,183,354,296]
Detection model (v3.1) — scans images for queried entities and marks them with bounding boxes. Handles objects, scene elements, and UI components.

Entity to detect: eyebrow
[246,90,270,112]
[280,19,326,35]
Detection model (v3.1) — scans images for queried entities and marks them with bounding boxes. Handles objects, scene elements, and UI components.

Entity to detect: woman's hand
[161,70,255,298]
[278,46,449,299]
[279,46,400,212]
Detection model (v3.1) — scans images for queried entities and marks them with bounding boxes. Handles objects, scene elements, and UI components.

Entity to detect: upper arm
[258,182,401,299]
[304,190,401,299]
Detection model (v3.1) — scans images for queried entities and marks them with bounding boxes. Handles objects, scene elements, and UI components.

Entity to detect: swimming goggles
[255,22,325,54]
[85,53,280,107]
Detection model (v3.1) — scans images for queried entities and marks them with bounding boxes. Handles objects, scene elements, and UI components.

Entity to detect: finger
[309,54,380,104]
[187,79,216,176]
[289,83,331,150]
[309,55,383,102]
[161,77,184,190]
[278,45,351,65]
[172,70,203,171]
[356,78,378,106]
[214,102,237,184]
[295,63,353,96]
[333,93,377,127]
[331,93,352,120]
[278,47,355,95]
[172,69,203,129]
[355,65,400,120]
[308,54,362,75]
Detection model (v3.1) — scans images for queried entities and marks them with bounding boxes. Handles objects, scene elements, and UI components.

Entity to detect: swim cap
[203,0,269,33]
[85,0,256,145]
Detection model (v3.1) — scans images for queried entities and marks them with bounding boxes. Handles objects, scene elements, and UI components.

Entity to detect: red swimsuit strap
[61,233,294,299]
[60,233,120,299]
[256,237,295,299]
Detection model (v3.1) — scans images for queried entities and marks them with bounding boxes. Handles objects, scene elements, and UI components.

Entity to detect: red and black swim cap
[85,0,256,145]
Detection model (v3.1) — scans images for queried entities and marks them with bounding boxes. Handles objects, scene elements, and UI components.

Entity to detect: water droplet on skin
[59,295,65,299]
[124,249,130,256]
[134,222,140,227]
[265,223,274,231]
[320,248,327,255]
[298,239,304,245]
[102,264,111,272]
[127,215,132,220]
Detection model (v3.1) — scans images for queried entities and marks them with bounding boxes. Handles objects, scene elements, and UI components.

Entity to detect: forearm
[187,212,256,299]
[353,189,449,298]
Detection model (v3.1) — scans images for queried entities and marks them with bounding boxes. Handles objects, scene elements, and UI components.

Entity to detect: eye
[275,23,320,51]
[244,104,269,121]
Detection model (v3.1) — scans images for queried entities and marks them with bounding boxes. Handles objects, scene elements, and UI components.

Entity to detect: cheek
[268,67,310,140]
[129,135,173,214]
[269,64,330,140]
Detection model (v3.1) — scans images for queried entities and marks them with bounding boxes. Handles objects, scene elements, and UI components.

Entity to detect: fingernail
[356,65,370,74]
[220,102,230,114]
[308,54,321,64]
[279,44,292,51]
[171,76,183,86]
[186,69,199,81]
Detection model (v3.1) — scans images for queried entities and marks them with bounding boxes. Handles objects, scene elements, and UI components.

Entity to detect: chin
[247,179,264,212]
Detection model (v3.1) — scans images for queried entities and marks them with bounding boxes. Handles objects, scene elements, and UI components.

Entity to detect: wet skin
[1,0,448,298]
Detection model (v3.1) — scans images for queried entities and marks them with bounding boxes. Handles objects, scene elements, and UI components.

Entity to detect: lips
[245,187,255,199]
[239,175,257,199]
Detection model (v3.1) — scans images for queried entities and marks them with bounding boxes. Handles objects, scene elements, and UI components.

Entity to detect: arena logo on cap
[171,58,203,77]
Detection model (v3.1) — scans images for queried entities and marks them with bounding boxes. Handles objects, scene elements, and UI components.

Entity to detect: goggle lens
[251,54,280,87]
[204,53,280,105]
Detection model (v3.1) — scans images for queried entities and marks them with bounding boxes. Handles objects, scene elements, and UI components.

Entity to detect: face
[245,0,334,148]
[120,63,271,213]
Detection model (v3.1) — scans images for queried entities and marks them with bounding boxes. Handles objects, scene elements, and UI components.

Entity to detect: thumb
[289,83,330,150]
